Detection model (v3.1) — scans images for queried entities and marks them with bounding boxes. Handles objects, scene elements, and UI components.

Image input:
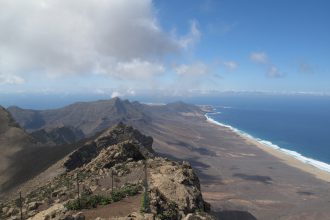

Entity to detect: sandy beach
[242,133,330,183]
[205,115,330,183]
[141,111,330,220]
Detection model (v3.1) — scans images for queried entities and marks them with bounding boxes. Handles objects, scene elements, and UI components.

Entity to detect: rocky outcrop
[64,123,154,171]
[28,203,66,220]
[148,159,210,218]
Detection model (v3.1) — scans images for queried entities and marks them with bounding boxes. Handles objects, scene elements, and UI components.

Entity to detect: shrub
[111,190,124,202]
[157,201,178,220]
[112,183,141,202]
[121,184,140,196]
[65,199,81,210]
[65,195,112,210]
[65,183,141,210]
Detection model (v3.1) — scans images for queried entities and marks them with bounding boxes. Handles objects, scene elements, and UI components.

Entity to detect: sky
[0,0,329,99]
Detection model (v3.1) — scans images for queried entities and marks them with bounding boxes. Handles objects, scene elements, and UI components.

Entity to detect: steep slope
[30,126,84,145]
[0,107,81,197]
[8,98,150,136]
[0,106,36,191]
[1,124,214,220]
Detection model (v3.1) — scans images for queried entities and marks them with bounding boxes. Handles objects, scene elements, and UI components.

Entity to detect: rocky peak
[64,123,154,171]
[111,97,127,115]
[0,106,20,132]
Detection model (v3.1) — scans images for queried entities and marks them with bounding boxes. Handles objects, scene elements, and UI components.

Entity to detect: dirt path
[81,194,142,220]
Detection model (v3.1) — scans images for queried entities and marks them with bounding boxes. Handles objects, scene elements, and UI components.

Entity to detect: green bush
[157,201,178,220]
[122,184,140,196]
[65,184,141,210]
[65,199,81,210]
[111,190,124,202]
[65,195,112,210]
[112,183,141,201]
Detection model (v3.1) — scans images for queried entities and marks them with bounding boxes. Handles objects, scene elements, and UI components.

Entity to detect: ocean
[198,94,330,173]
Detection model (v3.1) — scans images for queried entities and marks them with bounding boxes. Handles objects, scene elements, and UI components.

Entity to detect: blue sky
[0,0,329,98]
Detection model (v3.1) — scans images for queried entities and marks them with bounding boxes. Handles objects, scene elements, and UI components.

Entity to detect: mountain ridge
[7,98,203,138]
[1,123,215,220]
[7,98,152,136]
[1,99,204,198]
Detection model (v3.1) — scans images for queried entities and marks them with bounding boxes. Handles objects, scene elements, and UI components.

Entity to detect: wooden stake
[111,170,114,192]
[144,161,148,189]
[143,160,150,212]
[19,191,23,220]
[76,174,80,209]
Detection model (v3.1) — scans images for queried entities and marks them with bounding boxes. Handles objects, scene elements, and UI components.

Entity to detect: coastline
[205,113,330,183]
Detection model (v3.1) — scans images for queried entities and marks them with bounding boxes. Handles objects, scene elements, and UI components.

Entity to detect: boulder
[73,212,85,220]
[149,158,205,215]
[126,212,155,220]
[28,202,40,211]
[28,203,65,220]
[6,207,18,216]
[2,206,9,215]
[183,213,215,220]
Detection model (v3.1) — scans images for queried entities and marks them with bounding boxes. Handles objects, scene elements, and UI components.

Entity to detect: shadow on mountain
[1,143,76,193]
[165,140,217,156]
[157,152,224,185]
[233,173,273,184]
[211,210,258,220]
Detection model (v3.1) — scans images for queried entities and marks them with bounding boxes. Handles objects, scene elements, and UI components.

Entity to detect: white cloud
[178,20,201,49]
[250,51,284,78]
[223,61,238,70]
[0,74,25,84]
[299,61,314,74]
[250,52,268,64]
[114,59,165,80]
[111,91,121,98]
[126,88,136,96]
[0,0,200,81]
[174,62,209,76]
[267,66,283,78]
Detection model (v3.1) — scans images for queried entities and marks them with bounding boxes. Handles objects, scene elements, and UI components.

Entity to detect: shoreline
[205,113,330,183]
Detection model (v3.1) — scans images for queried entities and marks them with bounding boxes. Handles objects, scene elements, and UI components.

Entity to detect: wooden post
[19,191,23,220]
[76,174,80,209]
[144,161,147,190]
[143,160,149,212]
[111,170,114,192]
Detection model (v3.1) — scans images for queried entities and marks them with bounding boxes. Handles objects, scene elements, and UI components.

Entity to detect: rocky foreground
[0,123,215,220]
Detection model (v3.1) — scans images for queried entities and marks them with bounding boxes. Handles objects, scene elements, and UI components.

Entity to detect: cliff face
[1,123,214,220]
